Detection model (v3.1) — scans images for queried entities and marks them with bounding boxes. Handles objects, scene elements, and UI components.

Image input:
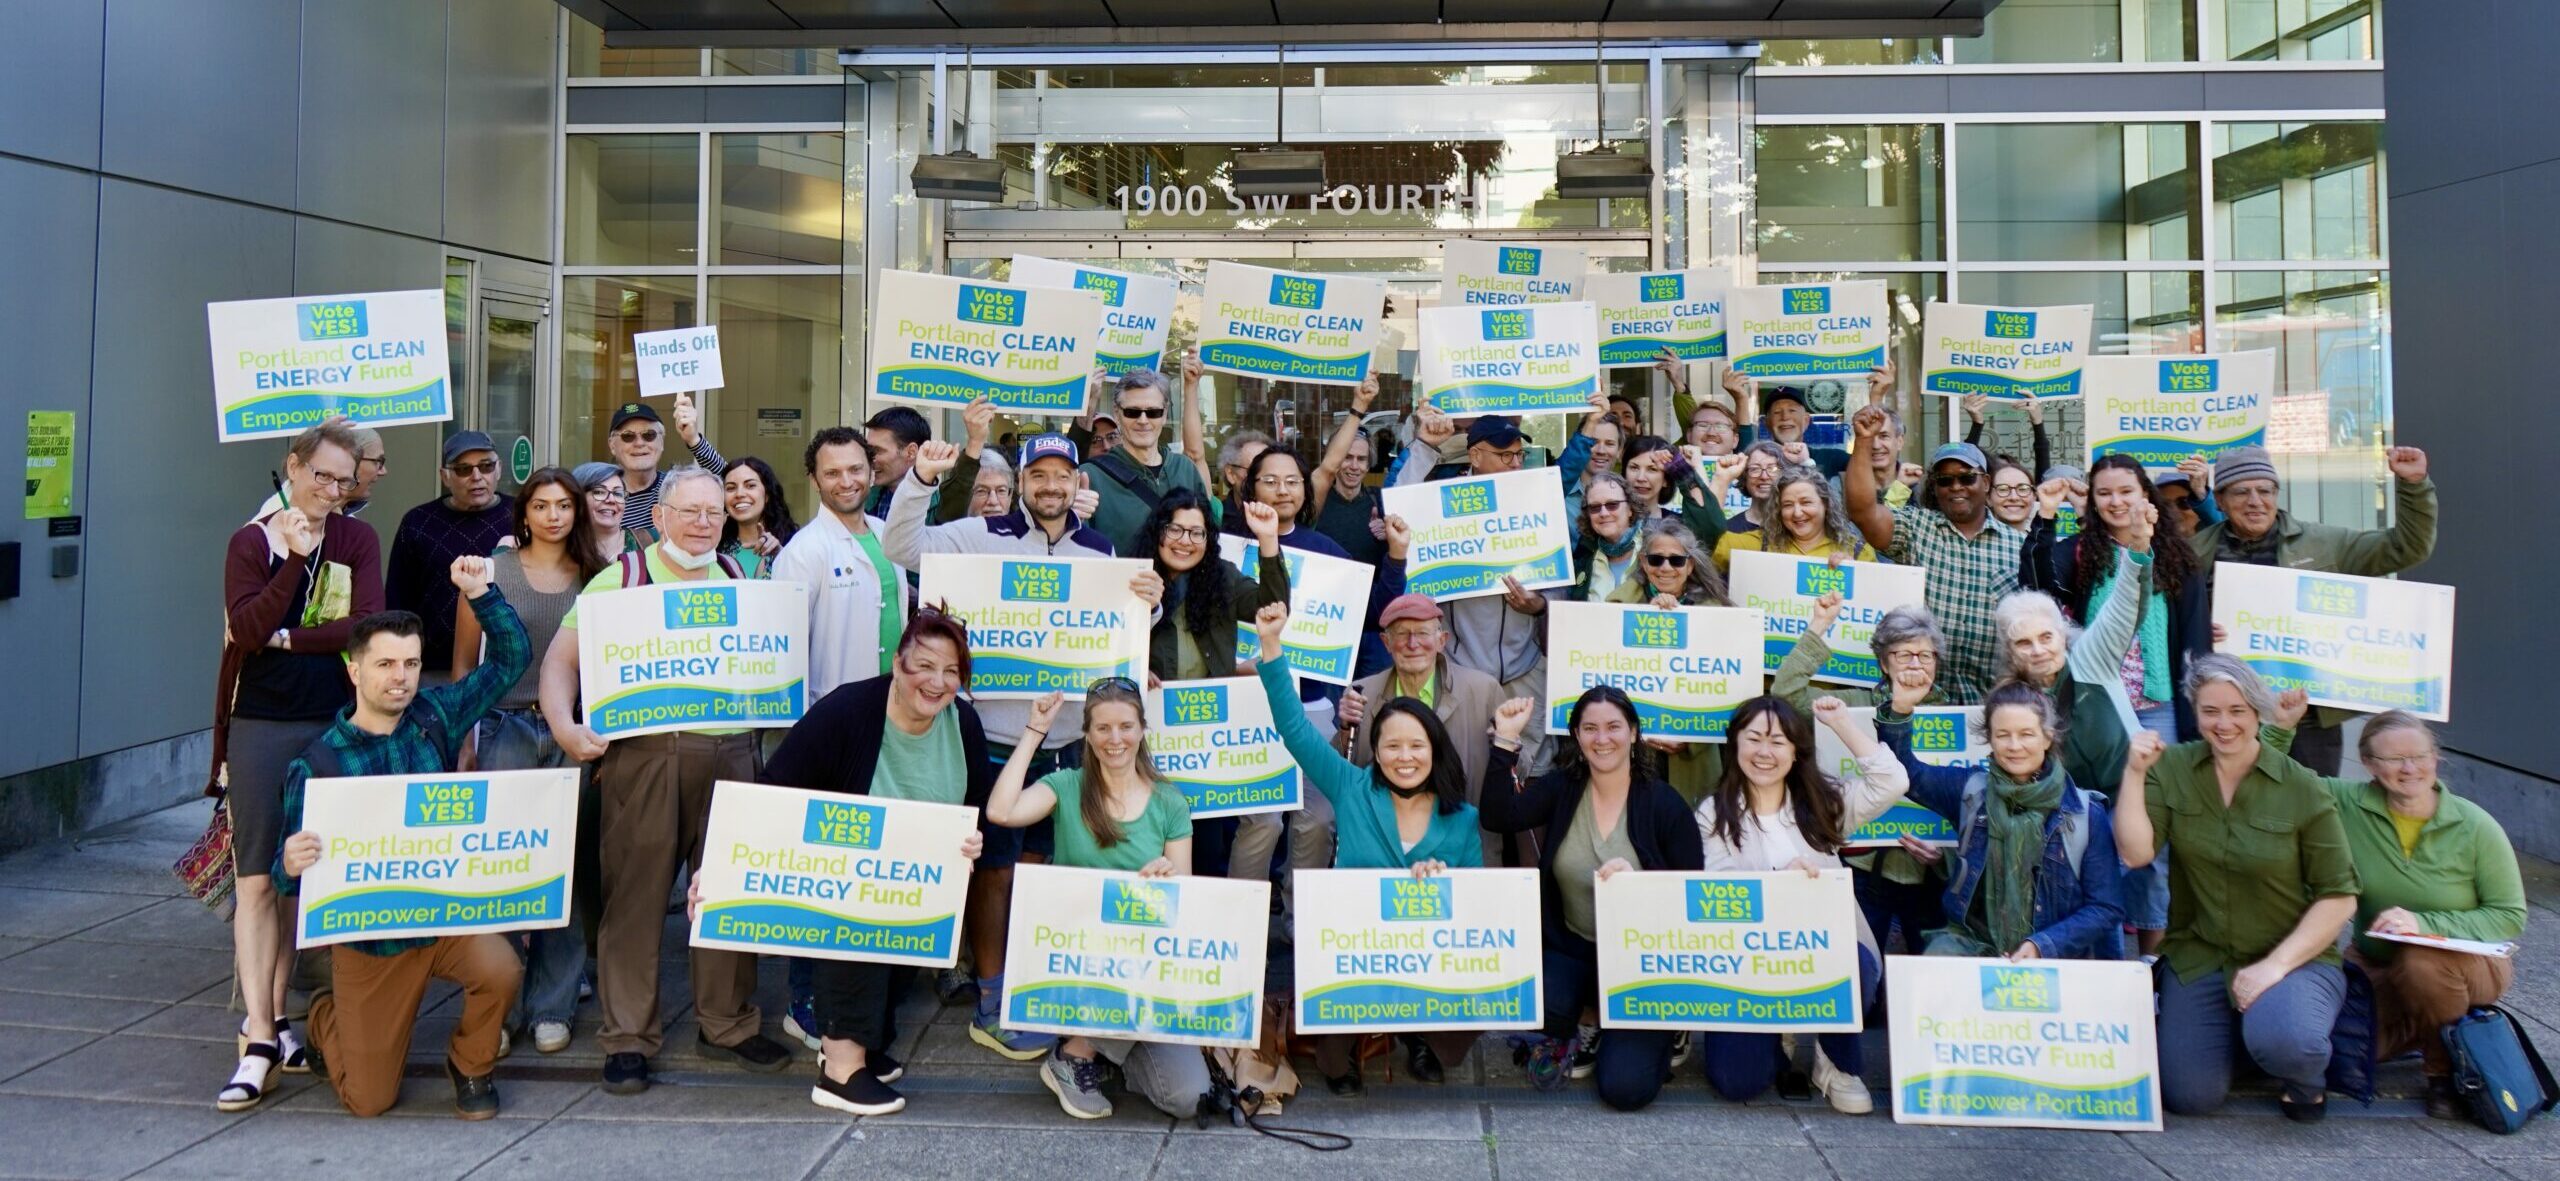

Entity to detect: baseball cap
[609,402,661,430]
[1927,442,1989,472]
[1760,386,1810,413]
[1466,416,1526,449]
[1378,593,1445,628]
[1019,433,1080,470]
[440,430,496,467]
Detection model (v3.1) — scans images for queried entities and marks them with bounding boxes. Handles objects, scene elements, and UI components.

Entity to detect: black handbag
[2444,1006,2559,1134]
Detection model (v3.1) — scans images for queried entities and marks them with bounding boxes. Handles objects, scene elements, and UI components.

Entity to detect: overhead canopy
[562,1,1998,49]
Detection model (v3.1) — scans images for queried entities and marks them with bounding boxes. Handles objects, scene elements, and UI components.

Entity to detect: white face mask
[659,537,720,571]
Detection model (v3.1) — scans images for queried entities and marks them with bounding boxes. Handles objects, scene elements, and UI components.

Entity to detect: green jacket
[2323,778,2526,962]
[2191,476,2437,577]
[1080,445,1209,556]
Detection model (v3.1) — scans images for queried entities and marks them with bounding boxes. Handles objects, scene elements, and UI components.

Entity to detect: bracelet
[1025,729,1048,740]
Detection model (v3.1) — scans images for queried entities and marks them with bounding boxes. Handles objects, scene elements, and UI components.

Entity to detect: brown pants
[308,936,520,1117]
[595,731,761,1056]
[2362,944,2515,1074]
[1312,1031,1482,1080]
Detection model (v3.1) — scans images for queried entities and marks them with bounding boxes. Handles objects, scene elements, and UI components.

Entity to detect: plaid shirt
[1879,505,2023,706]
[273,587,530,957]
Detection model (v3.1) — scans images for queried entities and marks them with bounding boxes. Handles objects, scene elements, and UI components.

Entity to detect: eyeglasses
[1163,525,1207,543]
[587,487,626,501]
[306,469,357,492]
[1885,649,1935,666]
[447,460,498,477]
[615,429,662,445]
[665,507,723,526]
[1385,626,1442,646]
[2366,754,2433,771]
[1117,405,1167,420]
[1644,553,1689,568]
[358,453,389,473]
[1991,483,2034,498]
[1585,499,1629,514]
[1932,472,1981,489]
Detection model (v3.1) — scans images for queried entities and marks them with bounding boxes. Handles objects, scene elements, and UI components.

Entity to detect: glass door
[477,297,548,495]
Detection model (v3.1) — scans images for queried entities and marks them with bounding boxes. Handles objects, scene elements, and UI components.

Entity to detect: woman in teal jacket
[1250,602,1485,1096]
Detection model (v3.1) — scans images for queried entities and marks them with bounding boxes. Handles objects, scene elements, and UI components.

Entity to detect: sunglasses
[447,460,498,477]
[1585,499,1629,513]
[1644,553,1690,568]
[1932,471,1981,489]
[1090,675,1141,694]
[1117,406,1167,420]
[615,429,662,444]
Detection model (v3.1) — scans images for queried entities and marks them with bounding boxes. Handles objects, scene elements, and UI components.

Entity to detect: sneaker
[1523,1036,1574,1093]
[1568,1022,1600,1080]
[1040,1049,1114,1120]
[699,1032,793,1073]
[970,998,1057,1061]
[811,1063,906,1117]
[2279,1094,2327,1123]
[532,1020,572,1055]
[870,1049,904,1085]
[448,1059,500,1121]
[1669,1030,1693,1070]
[1810,1048,1873,1115]
[497,1025,513,1060]
[933,967,979,1006]
[785,996,822,1051]
[602,1052,651,1095]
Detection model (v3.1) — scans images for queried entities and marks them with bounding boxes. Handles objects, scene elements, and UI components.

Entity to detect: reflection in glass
[1759,39,1944,67]
[711,276,844,479]
[1955,272,2205,467]
[567,135,700,266]
[561,277,695,465]
[568,20,697,77]
[1755,125,1943,263]
[2212,0,2379,60]
[2216,271,2390,530]
[713,133,845,266]
[2213,122,2383,262]
[1953,0,2195,63]
[1958,124,2199,261]
[713,48,842,76]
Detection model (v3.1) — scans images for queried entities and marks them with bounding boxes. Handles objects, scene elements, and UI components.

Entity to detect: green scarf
[1946,759,2066,956]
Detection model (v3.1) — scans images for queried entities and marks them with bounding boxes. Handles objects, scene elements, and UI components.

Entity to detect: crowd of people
[212,349,2514,1132]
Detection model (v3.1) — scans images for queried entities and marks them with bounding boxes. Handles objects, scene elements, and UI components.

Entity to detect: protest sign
[1728,551,1930,685]
[295,769,577,949]
[1887,955,2163,1131]
[1544,602,1763,741]
[2085,352,2273,472]
[1381,467,1573,602]
[632,325,724,396]
[867,270,1103,415]
[1596,869,1863,1031]
[2212,564,2456,721]
[1198,262,1385,386]
[1218,535,1372,685]
[1002,864,1271,1048]
[1587,268,1730,367]
[1148,678,1301,820]
[575,579,807,738]
[1441,239,1588,306]
[1416,303,1601,416]
[1293,869,1543,1034]
[918,554,1150,700]
[690,782,976,966]
[207,289,450,441]
[1921,303,2093,400]
[1820,707,1985,849]
[1726,282,1889,381]
[1009,255,1178,377]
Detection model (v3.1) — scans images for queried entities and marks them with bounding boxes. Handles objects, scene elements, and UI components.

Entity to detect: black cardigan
[1475,744,1707,956]
[1149,549,1289,681]
[2018,519,2210,741]
[763,675,996,814]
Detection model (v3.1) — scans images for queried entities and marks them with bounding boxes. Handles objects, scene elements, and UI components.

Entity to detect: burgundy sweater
[210,511,384,791]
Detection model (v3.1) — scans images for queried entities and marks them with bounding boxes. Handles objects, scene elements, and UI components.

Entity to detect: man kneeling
[275,557,532,1118]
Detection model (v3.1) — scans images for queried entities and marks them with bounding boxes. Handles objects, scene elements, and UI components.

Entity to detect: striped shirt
[622,434,727,540]
[1878,505,2023,705]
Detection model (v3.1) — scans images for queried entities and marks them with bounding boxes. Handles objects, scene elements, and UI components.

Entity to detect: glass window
[708,275,843,480]
[567,19,699,78]
[2210,0,2380,60]
[1759,271,1942,460]
[562,276,696,465]
[1953,271,2204,464]
[1958,123,2199,261]
[1755,125,1943,263]
[712,48,843,76]
[2212,122,2384,262]
[567,134,700,267]
[712,133,845,266]
[1759,40,1944,67]
[1954,0,2196,63]
[2216,270,2390,529]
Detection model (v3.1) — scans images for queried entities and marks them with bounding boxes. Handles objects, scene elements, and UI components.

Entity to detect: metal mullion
[2200,117,2218,350]
[565,123,842,134]
[548,5,569,469]
[1948,260,2209,272]
[1757,110,2382,125]
[1940,117,1961,442]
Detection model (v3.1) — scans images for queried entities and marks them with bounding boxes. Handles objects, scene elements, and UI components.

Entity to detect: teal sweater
[1256,657,1484,869]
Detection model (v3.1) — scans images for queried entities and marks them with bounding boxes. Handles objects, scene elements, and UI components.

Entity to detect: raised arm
[2067,542,2153,688]
[1310,377,1379,516]
[1843,405,1897,553]
[1872,710,1976,821]
[674,391,726,473]
[426,560,529,741]
[1770,593,1842,712]
[982,692,1066,828]
[2113,732,2164,867]
[1477,697,1558,834]
[1394,405,1458,488]
[2338,449,2437,575]
[882,441,958,569]
[1253,612,1358,805]
[1813,696,1910,830]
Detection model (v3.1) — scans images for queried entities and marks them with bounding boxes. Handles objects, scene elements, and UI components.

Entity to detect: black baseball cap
[1760,386,1810,413]
[1466,416,1526,449]
[609,402,661,430]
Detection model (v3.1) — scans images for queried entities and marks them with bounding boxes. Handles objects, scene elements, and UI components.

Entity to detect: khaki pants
[595,731,762,1056]
[309,936,520,1117]
[2361,944,2515,1074]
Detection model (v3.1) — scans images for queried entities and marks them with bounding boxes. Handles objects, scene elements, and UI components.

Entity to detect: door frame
[443,249,557,477]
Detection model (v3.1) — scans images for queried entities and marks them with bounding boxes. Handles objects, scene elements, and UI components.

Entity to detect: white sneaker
[1810,1048,1873,1114]
[1668,1030,1693,1069]
[784,1010,822,1052]
[534,1020,572,1054]
[497,1026,513,1060]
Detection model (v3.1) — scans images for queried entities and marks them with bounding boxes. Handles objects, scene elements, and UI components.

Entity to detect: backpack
[1086,450,1168,514]
[297,707,456,780]
[1956,775,2106,875]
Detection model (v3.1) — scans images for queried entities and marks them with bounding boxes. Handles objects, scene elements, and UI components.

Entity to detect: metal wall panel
[447,0,560,261]
[0,0,105,169]
[298,0,448,239]
[100,0,300,209]
[0,159,100,779]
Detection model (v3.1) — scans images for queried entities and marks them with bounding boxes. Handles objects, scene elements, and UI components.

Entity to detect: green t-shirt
[1041,768,1193,873]
[872,709,966,805]
[563,546,745,736]
[1553,791,1637,942]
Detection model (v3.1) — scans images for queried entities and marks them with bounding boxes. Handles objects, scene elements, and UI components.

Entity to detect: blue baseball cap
[1019,433,1080,470]
[1927,441,1989,471]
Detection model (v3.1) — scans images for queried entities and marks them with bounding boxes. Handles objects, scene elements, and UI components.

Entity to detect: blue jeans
[477,709,588,1028]
[1700,948,1882,1101]
[1543,942,1676,1111]
[2158,961,2345,1112]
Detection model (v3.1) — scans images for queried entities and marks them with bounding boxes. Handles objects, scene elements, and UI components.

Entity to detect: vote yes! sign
[295,769,578,948]
[1596,869,1863,1032]
[574,579,808,738]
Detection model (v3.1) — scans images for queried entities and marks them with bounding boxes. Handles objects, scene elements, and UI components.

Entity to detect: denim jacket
[1878,715,2126,959]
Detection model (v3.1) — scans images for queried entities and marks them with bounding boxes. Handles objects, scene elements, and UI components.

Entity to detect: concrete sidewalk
[2,800,2556,1180]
